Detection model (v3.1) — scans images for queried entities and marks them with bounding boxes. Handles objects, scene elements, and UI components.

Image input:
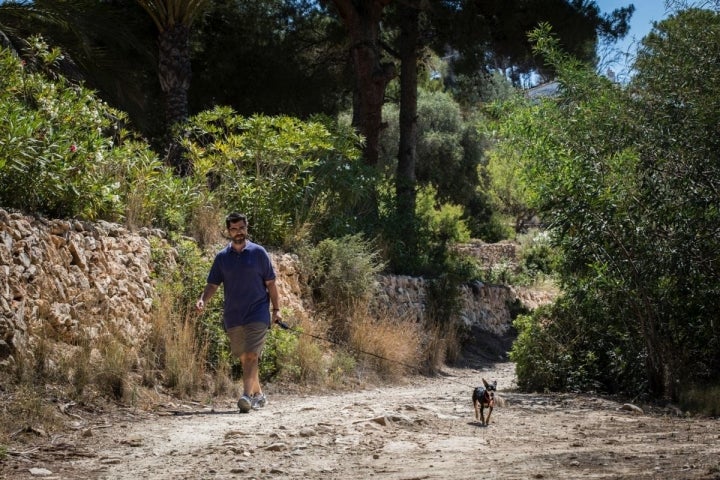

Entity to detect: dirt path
[4,362,720,480]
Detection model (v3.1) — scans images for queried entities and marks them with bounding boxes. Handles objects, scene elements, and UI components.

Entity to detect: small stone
[265,442,288,452]
[28,468,52,476]
[620,403,644,415]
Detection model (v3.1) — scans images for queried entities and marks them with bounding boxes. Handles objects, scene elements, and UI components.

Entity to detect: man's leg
[240,351,261,396]
[228,323,267,411]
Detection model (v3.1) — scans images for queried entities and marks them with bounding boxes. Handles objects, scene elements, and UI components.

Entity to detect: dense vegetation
[0,0,718,418]
[499,11,720,410]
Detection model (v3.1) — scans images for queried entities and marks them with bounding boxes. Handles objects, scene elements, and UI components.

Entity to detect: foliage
[301,234,385,328]
[166,239,229,371]
[511,300,646,395]
[424,247,481,366]
[379,181,474,275]
[181,107,364,248]
[449,71,517,111]
[300,116,379,242]
[512,229,562,285]
[679,384,720,417]
[481,95,542,234]
[259,324,300,381]
[379,88,494,240]
[406,186,481,366]
[191,0,347,120]
[0,0,163,140]
[0,40,201,230]
[506,16,720,402]
[0,41,125,219]
[430,0,634,85]
[415,185,471,247]
[626,8,720,395]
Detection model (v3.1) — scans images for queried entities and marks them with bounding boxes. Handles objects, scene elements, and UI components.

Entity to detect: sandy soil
[3,359,720,480]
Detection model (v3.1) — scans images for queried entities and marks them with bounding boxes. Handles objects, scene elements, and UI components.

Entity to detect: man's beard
[232,234,246,244]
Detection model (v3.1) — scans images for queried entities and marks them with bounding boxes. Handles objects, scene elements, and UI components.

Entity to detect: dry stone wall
[377,276,538,336]
[0,210,162,363]
[0,210,549,366]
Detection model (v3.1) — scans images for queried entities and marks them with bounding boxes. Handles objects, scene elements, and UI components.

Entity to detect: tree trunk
[332,0,395,166]
[395,2,419,256]
[157,23,192,175]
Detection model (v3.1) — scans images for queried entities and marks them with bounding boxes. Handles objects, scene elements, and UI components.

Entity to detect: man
[196,212,282,413]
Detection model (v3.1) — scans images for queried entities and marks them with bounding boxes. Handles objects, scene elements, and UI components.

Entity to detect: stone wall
[377,276,538,336]
[0,210,550,365]
[0,210,161,361]
[454,240,518,270]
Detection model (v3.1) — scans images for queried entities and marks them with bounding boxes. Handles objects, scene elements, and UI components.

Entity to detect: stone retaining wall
[377,276,534,336]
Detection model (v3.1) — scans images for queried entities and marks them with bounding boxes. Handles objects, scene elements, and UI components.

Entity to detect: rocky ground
[3,359,720,480]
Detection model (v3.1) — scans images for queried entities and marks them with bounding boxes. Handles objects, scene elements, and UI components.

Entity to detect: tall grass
[95,338,131,401]
[142,277,210,397]
[347,305,423,379]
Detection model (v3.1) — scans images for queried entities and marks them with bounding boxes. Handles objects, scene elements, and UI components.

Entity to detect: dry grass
[142,285,210,398]
[295,335,326,384]
[421,322,448,375]
[0,385,63,441]
[270,315,329,385]
[163,316,209,396]
[347,305,423,380]
[188,203,225,249]
[94,338,131,401]
[326,349,357,387]
[211,358,237,398]
[124,186,153,231]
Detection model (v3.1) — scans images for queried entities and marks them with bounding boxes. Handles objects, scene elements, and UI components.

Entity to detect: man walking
[196,212,282,412]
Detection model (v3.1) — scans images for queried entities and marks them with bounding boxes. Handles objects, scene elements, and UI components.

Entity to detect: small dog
[472,378,497,426]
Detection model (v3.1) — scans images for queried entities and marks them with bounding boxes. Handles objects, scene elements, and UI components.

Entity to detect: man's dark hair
[225,212,248,229]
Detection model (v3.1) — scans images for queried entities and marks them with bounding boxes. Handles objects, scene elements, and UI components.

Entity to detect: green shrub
[260,325,300,381]
[0,41,126,219]
[181,108,363,247]
[383,184,473,275]
[679,384,720,417]
[301,234,385,326]
[0,39,199,230]
[511,299,647,395]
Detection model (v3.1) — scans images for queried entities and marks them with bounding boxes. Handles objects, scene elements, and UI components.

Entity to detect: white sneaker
[251,393,267,409]
[237,394,252,413]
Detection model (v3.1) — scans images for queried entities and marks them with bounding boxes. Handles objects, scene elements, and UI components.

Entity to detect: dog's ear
[482,378,489,388]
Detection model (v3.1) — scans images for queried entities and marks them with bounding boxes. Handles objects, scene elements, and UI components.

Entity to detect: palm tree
[136,0,210,173]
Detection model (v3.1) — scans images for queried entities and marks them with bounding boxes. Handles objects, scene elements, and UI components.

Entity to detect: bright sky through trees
[596,1,671,79]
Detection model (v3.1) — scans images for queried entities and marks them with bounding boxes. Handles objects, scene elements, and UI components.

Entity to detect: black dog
[472,378,497,426]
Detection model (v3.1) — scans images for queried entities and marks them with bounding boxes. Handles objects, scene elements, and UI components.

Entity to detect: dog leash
[274,319,480,390]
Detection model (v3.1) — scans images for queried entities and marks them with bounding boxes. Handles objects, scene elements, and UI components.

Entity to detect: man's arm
[196,283,219,312]
[265,279,281,321]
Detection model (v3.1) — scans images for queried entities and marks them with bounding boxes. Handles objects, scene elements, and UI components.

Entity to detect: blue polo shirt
[207,241,276,329]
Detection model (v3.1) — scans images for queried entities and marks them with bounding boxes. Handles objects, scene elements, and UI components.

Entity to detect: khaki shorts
[227,323,268,357]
